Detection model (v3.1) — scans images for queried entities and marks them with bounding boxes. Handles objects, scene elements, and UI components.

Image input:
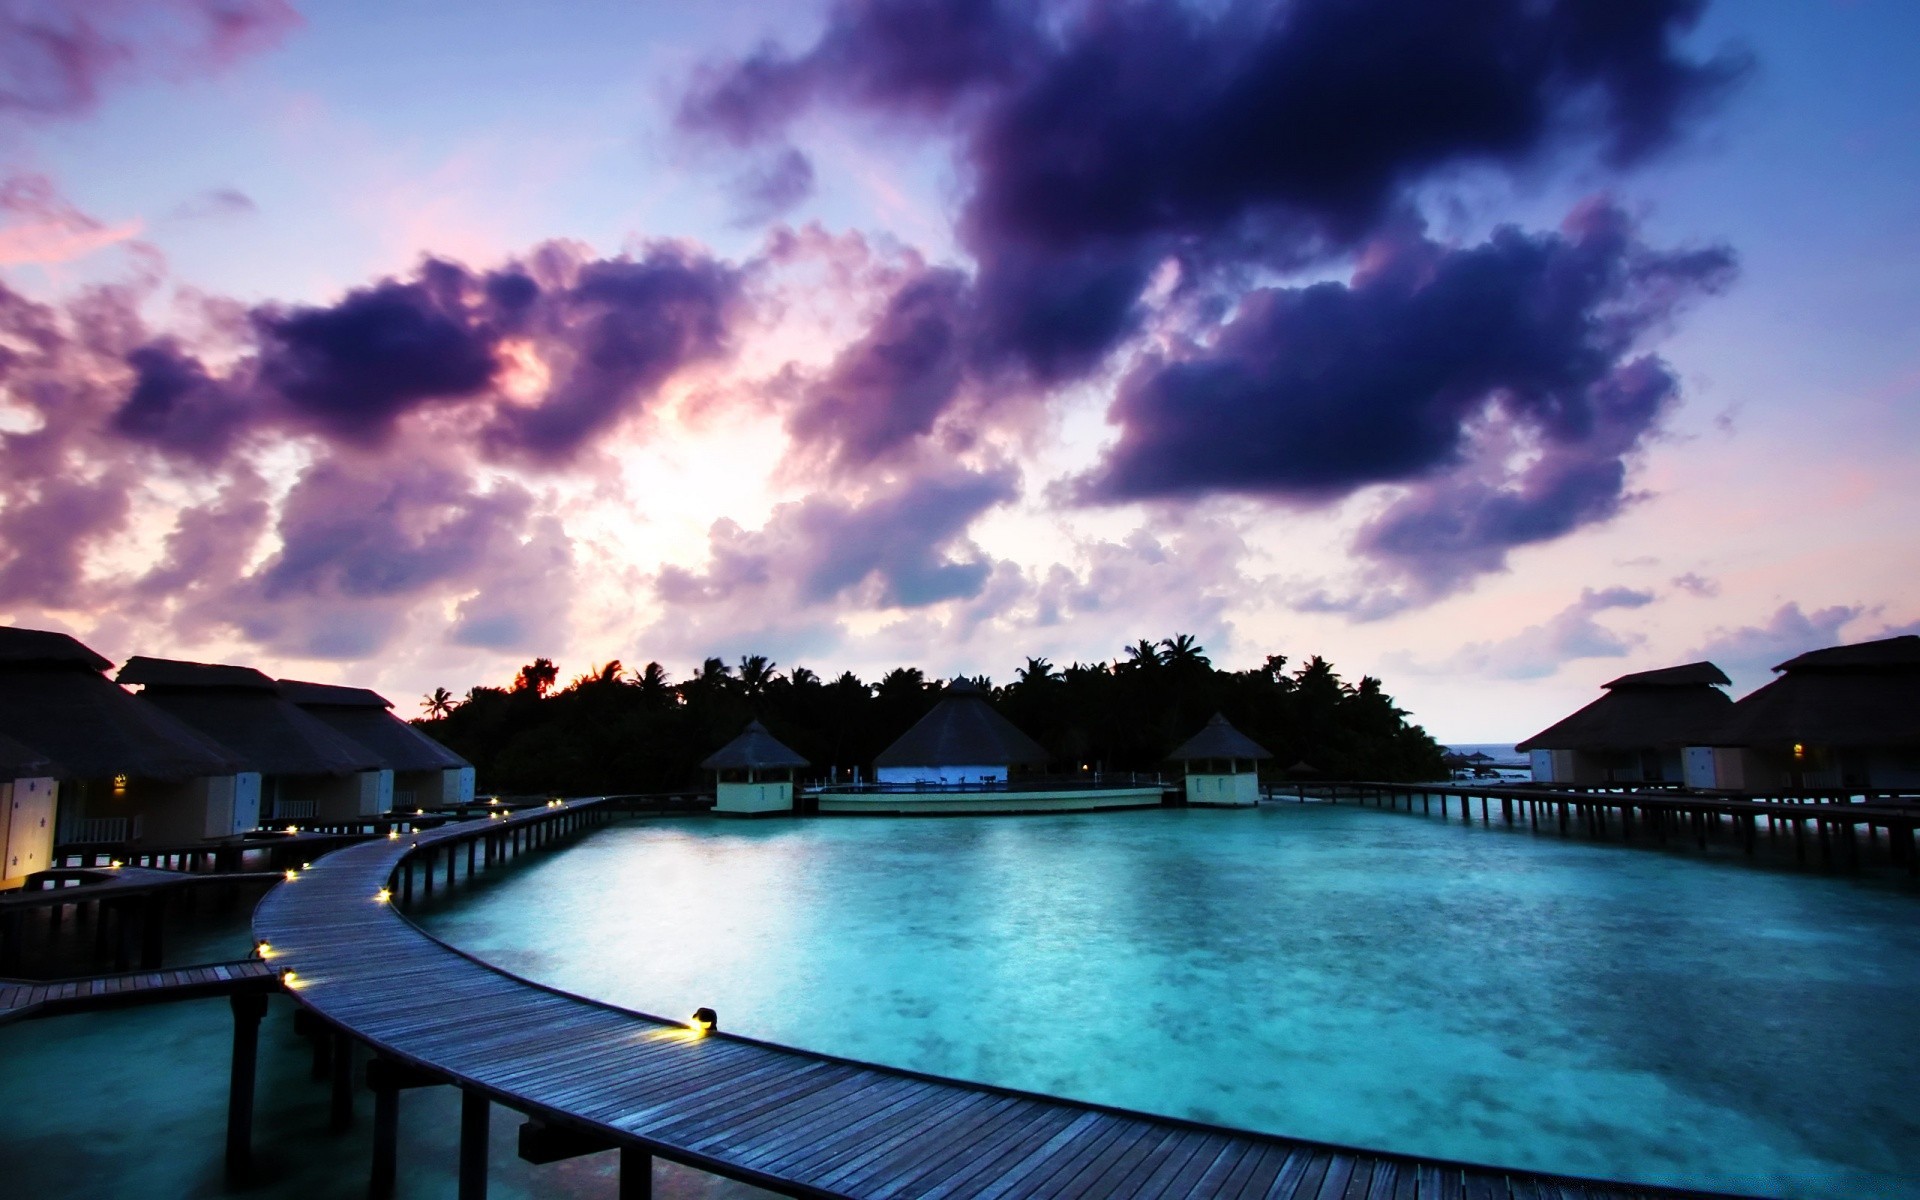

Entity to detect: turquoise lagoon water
[417,805,1920,1199]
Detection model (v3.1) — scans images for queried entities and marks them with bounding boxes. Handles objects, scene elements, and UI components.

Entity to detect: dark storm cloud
[1081,203,1735,504]
[0,0,299,120]
[108,243,741,464]
[485,247,740,462]
[787,265,971,470]
[686,0,1745,382]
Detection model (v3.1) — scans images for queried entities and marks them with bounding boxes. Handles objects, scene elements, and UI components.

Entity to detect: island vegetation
[416,637,1447,795]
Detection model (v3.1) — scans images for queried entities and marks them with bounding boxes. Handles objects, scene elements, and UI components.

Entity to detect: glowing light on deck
[375,888,391,904]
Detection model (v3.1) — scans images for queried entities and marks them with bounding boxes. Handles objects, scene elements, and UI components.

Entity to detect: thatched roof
[0,626,114,672]
[0,733,54,778]
[0,666,244,782]
[1772,634,1920,674]
[119,658,382,777]
[874,679,1049,768]
[701,720,809,771]
[277,680,392,708]
[280,678,469,773]
[118,656,278,691]
[1516,666,1732,753]
[1713,638,1920,749]
[1601,662,1731,689]
[1167,713,1272,762]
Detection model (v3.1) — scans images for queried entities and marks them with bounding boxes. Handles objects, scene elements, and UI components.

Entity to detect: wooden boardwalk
[254,799,1760,1200]
[0,958,279,1024]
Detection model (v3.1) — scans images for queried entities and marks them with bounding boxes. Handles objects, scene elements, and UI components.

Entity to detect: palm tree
[1016,656,1062,689]
[635,661,673,704]
[1160,633,1211,671]
[738,654,778,698]
[420,687,456,719]
[1123,638,1164,671]
[512,657,558,697]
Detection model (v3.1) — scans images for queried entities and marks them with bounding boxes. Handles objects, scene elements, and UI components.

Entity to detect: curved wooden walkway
[255,799,1757,1200]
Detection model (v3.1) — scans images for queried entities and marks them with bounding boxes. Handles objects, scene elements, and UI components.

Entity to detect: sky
[0,0,1915,741]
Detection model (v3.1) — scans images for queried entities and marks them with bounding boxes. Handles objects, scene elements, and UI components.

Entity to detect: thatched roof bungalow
[0,627,250,847]
[1698,635,1920,791]
[1168,713,1271,806]
[119,657,390,824]
[702,720,808,815]
[871,679,1049,786]
[1517,662,1732,785]
[279,680,475,809]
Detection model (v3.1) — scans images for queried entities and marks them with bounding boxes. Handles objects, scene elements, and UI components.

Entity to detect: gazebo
[279,680,476,810]
[1517,662,1732,786]
[871,679,1049,786]
[119,658,389,826]
[701,720,809,816]
[1167,713,1272,806]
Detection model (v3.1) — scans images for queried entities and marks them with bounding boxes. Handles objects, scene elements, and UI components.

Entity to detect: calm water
[418,806,1920,1199]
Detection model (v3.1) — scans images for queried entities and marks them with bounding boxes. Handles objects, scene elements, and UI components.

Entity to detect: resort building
[1689,634,1920,792]
[817,680,1162,814]
[1,734,57,884]
[118,657,388,825]
[0,627,250,847]
[1168,713,1271,806]
[279,680,475,809]
[702,720,809,815]
[1518,662,1732,786]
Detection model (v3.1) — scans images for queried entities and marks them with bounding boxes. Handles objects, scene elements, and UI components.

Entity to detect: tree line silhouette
[416,637,1448,795]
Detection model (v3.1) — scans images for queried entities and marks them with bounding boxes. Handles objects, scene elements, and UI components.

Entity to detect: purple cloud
[0,0,299,121]
[1416,585,1655,680]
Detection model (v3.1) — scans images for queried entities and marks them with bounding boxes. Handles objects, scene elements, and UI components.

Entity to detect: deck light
[375,887,391,904]
[284,824,299,835]
[284,868,299,881]
[255,941,274,960]
[1793,743,1806,758]
[414,808,424,815]
[282,969,303,989]
[301,862,311,871]
[687,1007,718,1037]
[108,859,122,869]
[388,829,400,840]
[488,797,500,806]
[112,773,127,794]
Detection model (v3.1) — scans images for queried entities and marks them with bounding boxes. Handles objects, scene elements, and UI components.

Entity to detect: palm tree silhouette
[420,687,456,719]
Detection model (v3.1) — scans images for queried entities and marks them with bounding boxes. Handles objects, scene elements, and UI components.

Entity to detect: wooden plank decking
[254,798,1761,1200]
[0,958,279,1024]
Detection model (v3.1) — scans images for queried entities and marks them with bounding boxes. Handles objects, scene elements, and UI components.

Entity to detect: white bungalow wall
[875,765,1006,785]
[279,769,394,821]
[1185,772,1259,806]
[2,777,57,883]
[138,774,253,843]
[715,779,793,815]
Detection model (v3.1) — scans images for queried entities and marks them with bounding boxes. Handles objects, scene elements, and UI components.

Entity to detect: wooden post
[467,840,477,876]
[331,1031,355,1131]
[226,991,269,1186]
[447,845,456,888]
[140,894,165,969]
[620,1146,653,1200]
[402,860,414,904]
[459,1090,489,1200]
[371,1072,400,1200]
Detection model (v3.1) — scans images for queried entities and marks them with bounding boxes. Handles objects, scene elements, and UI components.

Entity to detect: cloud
[687,0,1745,381]
[109,241,743,464]
[0,0,299,121]
[1424,585,1655,680]
[1671,571,1719,597]
[0,173,143,265]
[167,187,257,222]
[1689,602,1863,693]
[729,147,815,225]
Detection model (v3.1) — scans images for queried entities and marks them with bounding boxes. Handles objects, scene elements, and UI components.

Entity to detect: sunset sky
[1,0,1915,741]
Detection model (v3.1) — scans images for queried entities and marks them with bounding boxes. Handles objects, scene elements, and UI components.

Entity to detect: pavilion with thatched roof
[1516,662,1732,786]
[702,720,809,815]
[819,679,1162,815]
[0,626,250,848]
[119,657,391,825]
[1167,713,1271,806]
[1692,635,1920,791]
[279,680,475,810]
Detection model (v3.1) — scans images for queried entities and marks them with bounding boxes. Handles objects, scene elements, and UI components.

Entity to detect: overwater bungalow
[1,733,57,884]
[0,627,250,848]
[702,719,809,815]
[278,680,476,809]
[818,679,1161,814]
[1517,662,1732,786]
[1689,634,1920,791]
[1167,713,1271,806]
[117,657,390,825]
